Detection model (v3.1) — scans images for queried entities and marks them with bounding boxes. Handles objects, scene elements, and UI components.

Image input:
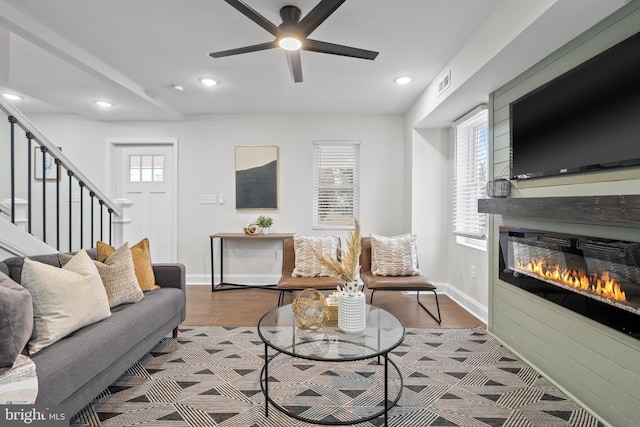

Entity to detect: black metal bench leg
[277,290,285,306]
[417,290,442,324]
[369,289,376,305]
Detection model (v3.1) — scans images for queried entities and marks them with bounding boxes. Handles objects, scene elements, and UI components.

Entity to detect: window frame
[453,106,489,249]
[312,140,360,230]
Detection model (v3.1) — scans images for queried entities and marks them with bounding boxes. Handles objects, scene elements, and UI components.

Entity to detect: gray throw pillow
[0,272,33,368]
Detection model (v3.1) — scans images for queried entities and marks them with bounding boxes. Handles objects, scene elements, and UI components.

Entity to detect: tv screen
[510,31,640,180]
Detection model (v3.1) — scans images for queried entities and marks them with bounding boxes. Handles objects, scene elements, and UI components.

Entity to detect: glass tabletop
[257,304,405,362]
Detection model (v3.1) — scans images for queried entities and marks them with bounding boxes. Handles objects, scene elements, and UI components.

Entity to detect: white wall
[15,113,407,283]
[409,125,489,323]
[410,128,449,282]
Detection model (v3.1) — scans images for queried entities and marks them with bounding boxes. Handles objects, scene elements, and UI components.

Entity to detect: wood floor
[183,285,485,329]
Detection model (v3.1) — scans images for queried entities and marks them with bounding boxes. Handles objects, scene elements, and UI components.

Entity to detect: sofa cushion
[97,239,159,291]
[370,233,420,276]
[60,243,143,308]
[0,273,33,368]
[21,250,111,354]
[30,287,184,408]
[292,235,339,277]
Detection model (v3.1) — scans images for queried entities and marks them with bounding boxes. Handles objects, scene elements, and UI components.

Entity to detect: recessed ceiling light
[278,36,302,51]
[199,78,219,87]
[171,84,185,92]
[3,93,22,101]
[394,76,412,85]
[94,100,113,108]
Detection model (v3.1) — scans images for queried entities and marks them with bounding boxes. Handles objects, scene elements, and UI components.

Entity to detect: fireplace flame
[516,258,627,302]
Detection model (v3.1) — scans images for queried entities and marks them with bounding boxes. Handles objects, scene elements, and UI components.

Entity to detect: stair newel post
[40,145,48,243]
[112,198,133,249]
[8,115,17,224]
[79,181,85,249]
[26,131,34,233]
[90,191,95,248]
[67,170,74,251]
[55,160,61,251]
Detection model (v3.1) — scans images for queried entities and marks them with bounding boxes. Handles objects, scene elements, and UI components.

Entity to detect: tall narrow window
[313,141,360,229]
[453,106,488,242]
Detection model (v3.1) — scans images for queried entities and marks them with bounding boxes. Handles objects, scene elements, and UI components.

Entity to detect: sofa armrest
[153,263,186,292]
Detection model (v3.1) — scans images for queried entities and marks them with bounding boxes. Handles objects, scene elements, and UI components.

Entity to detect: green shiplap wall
[488,2,640,425]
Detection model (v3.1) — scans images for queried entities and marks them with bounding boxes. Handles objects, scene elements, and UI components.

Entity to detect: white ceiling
[0,0,629,123]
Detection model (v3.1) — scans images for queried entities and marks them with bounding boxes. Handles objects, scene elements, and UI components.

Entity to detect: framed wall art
[235,145,278,209]
[34,146,62,181]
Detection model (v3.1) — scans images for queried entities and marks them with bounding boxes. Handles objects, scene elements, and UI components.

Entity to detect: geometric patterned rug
[70,326,603,427]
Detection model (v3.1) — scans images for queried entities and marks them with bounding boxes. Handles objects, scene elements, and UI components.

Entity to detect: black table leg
[384,352,389,426]
[210,236,215,291]
[264,343,269,417]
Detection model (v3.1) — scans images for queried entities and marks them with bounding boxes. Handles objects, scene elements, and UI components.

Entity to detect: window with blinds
[453,107,488,240]
[312,141,360,229]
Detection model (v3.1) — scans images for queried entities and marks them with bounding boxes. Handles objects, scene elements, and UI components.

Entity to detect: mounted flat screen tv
[510,30,640,180]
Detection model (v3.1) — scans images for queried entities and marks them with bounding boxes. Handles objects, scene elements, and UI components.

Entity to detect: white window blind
[453,107,488,239]
[313,141,360,229]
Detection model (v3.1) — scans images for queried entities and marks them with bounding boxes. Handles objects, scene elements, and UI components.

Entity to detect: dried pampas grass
[313,219,361,282]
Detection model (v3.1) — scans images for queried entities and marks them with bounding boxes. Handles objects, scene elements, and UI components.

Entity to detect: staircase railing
[1,100,121,252]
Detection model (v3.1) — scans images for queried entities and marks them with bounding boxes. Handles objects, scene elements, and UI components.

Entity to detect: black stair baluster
[79,182,85,249]
[55,160,61,251]
[68,170,74,252]
[90,191,95,248]
[41,146,47,243]
[99,200,104,242]
[108,208,113,245]
[8,116,17,224]
[26,132,33,233]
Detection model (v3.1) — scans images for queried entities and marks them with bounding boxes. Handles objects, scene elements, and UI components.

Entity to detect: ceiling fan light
[394,76,412,85]
[94,100,113,108]
[199,78,219,87]
[3,93,22,101]
[279,37,302,51]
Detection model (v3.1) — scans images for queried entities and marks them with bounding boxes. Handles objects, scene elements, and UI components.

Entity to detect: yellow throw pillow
[97,238,159,291]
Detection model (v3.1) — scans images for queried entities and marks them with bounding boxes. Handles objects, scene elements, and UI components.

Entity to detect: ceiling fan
[209,0,379,83]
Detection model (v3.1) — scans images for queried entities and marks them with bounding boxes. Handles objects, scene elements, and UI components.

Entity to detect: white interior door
[110,140,177,262]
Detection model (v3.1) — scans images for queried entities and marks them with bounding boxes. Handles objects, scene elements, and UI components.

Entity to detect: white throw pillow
[292,235,340,277]
[370,233,420,276]
[21,250,111,354]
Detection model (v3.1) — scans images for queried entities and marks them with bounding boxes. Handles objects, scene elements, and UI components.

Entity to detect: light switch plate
[201,194,217,204]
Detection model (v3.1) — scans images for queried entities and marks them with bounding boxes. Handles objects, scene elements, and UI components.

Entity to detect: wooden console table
[209,233,294,292]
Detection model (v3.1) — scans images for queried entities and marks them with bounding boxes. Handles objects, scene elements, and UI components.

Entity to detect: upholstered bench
[359,236,441,324]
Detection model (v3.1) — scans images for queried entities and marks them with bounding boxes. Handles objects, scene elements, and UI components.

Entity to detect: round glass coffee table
[257,304,405,426]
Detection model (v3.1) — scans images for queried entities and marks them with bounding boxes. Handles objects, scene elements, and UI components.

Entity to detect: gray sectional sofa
[0,249,186,418]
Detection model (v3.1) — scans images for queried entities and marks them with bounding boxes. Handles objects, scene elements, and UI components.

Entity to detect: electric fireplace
[499,227,640,339]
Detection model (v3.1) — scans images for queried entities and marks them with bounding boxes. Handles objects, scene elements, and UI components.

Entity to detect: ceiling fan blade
[298,0,346,37]
[304,39,379,60]
[209,41,277,58]
[223,0,280,36]
[285,50,303,83]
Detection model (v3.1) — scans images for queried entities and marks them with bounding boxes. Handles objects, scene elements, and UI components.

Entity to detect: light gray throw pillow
[21,250,111,354]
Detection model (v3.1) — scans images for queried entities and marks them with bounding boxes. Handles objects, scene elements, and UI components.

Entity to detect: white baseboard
[436,282,488,324]
[187,274,281,286]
